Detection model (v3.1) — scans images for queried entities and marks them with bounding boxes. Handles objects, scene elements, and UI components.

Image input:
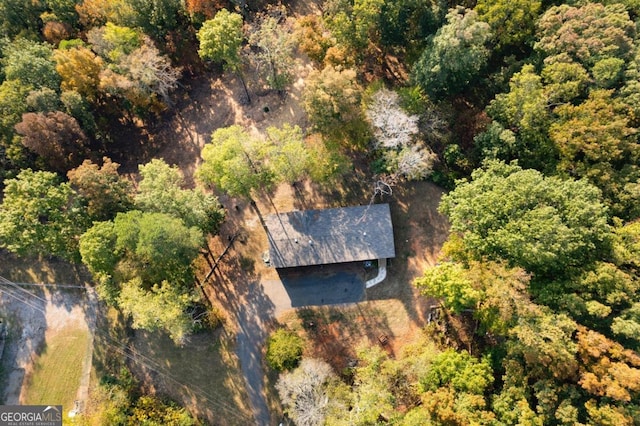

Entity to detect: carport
[263,204,396,306]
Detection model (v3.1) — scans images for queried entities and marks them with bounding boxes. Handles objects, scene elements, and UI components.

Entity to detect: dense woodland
[0,0,639,424]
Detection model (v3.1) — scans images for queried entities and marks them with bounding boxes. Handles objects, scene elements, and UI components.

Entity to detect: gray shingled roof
[265,204,395,268]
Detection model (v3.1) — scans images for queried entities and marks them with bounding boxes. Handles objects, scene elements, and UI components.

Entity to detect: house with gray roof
[264,204,396,269]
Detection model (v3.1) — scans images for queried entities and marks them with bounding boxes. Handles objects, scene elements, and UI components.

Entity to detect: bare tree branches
[276,358,334,426]
[366,89,419,149]
[366,88,437,183]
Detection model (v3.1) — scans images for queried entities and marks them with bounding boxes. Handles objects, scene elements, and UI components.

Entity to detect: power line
[0,275,255,423]
[93,329,255,423]
[0,276,49,304]
[0,286,46,314]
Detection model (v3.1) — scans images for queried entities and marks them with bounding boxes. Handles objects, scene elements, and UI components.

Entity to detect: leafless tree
[366,88,419,149]
[276,358,334,426]
[394,145,438,180]
[366,88,437,184]
[118,38,182,106]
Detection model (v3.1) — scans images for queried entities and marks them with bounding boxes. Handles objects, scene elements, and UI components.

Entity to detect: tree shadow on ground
[127,327,255,426]
[0,250,90,288]
[202,237,280,425]
[0,285,48,404]
[293,303,395,371]
[365,181,449,328]
[0,251,91,314]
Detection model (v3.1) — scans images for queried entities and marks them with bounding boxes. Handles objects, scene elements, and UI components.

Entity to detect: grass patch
[129,328,253,425]
[0,250,90,286]
[22,326,90,410]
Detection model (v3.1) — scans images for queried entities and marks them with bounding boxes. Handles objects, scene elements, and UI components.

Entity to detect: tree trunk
[237,71,251,105]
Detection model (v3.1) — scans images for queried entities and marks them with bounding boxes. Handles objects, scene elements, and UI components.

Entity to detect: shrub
[266,329,304,371]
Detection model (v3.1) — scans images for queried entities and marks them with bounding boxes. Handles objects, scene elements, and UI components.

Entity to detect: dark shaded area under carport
[277,263,367,307]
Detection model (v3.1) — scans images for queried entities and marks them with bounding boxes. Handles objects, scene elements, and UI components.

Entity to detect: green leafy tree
[123,0,183,40]
[475,0,541,50]
[485,64,555,171]
[440,161,611,277]
[248,10,296,92]
[198,125,273,198]
[0,0,44,38]
[611,303,640,347]
[0,79,30,162]
[378,0,439,52]
[412,7,491,98]
[416,260,534,335]
[0,169,88,260]
[266,329,304,371]
[592,57,626,88]
[326,345,396,424]
[302,65,366,144]
[78,220,119,303]
[197,10,246,100]
[414,262,480,314]
[351,0,384,50]
[420,349,494,395]
[540,61,590,104]
[46,0,80,27]
[60,90,97,136]
[78,219,118,275]
[613,220,640,269]
[67,158,134,221]
[2,39,60,91]
[265,124,311,184]
[549,89,639,218]
[509,311,579,381]
[80,209,203,316]
[129,395,196,425]
[536,262,639,336]
[135,158,224,233]
[197,9,243,72]
[87,23,141,62]
[112,211,203,286]
[118,278,197,344]
[25,88,60,112]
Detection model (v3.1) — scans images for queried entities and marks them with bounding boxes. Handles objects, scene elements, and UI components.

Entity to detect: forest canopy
[0,0,639,424]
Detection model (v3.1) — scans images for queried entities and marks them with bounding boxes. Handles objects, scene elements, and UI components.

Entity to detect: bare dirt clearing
[269,180,448,369]
[114,59,314,187]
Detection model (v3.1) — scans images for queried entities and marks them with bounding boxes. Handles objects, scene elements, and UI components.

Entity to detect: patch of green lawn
[22,326,90,411]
